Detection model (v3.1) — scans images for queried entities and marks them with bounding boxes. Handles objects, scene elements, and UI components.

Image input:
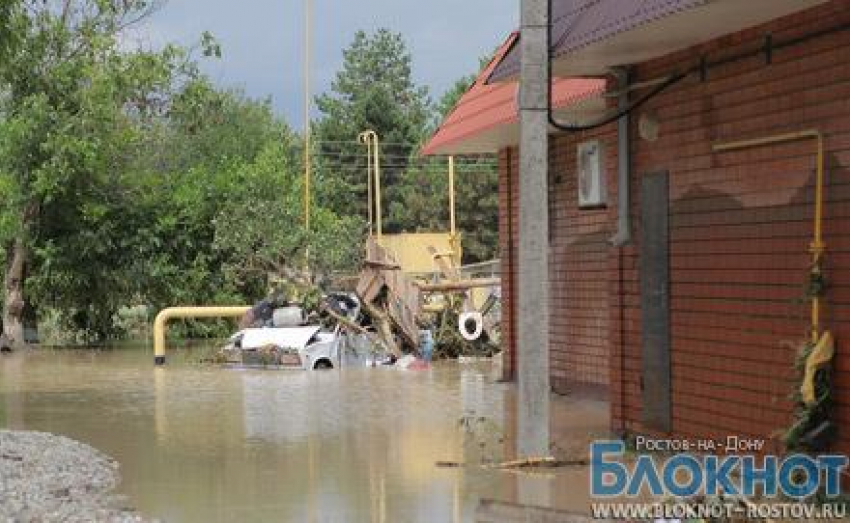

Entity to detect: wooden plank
[416,278,501,292]
[358,237,422,348]
[427,245,461,281]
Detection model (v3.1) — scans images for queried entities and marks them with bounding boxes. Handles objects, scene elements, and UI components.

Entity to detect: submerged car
[221,293,373,370]
[226,325,342,370]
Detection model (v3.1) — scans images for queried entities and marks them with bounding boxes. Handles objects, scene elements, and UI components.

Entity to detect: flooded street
[0,349,608,522]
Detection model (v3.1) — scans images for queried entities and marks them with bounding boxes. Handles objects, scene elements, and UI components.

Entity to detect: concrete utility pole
[517,0,551,458]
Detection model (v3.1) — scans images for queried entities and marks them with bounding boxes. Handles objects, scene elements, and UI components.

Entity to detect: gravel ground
[0,431,149,522]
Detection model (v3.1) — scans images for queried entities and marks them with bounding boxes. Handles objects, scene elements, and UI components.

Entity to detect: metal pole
[517,0,551,458]
[359,131,374,236]
[358,130,383,240]
[373,132,383,241]
[303,0,313,231]
[449,156,459,265]
[153,306,252,365]
[449,156,457,236]
[367,138,374,235]
[813,133,825,343]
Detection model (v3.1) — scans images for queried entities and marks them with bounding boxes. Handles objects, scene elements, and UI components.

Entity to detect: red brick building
[425,0,850,455]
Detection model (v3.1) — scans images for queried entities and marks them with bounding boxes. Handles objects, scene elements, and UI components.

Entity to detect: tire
[313,359,334,370]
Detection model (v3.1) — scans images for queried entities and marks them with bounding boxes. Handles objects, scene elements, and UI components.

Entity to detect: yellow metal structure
[359,130,382,240]
[448,156,460,264]
[713,130,833,406]
[379,233,460,275]
[363,134,374,235]
[449,156,456,235]
[801,331,835,405]
[153,306,251,365]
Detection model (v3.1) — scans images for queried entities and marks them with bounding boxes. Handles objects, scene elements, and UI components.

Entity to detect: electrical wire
[312,164,497,173]
[545,0,688,132]
[544,0,850,133]
[311,159,498,168]
[313,139,425,147]
[548,71,687,132]
[311,151,497,162]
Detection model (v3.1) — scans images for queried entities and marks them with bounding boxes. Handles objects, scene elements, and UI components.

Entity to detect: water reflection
[0,349,608,522]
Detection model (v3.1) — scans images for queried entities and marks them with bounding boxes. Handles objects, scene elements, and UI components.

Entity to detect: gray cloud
[140,0,518,128]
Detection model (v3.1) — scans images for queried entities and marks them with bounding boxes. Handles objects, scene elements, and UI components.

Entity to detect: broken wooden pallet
[356,237,421,350]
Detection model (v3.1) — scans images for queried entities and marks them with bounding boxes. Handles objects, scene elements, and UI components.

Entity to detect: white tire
[459,312,484,341]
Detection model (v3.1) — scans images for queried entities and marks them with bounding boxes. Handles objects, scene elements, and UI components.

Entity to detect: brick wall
[624,0,850,453]
[498,147,518,381]
[548,128,617,394]
[498,127,617,395]
[500,0,850,453]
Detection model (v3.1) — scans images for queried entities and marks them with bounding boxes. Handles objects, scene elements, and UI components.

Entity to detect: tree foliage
[0,0,184,339]
[314,29,499,263]
[401,69,498,264]
[432,74,475,129]
[0,16,499,344]
[212,142,365,291]
[314,29,430,228]
[0,1,360,342]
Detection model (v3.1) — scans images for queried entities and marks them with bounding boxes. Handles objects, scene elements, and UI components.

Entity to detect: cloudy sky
[135,0,518,127]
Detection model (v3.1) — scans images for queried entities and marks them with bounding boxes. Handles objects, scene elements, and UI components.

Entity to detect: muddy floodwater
[0,348,609,522]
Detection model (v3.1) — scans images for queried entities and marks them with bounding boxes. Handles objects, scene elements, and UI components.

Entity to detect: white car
[223,294,369,370]
[227,325,341,370]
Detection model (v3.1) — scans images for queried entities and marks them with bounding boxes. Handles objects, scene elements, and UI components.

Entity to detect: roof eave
[489,0,830,82]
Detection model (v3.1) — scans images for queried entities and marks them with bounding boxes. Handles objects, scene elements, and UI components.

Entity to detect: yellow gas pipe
[713,130,833,405]
[364,134,374,235]
[153,306,251,365]
[448,156,461,266]
[359,130,382,240]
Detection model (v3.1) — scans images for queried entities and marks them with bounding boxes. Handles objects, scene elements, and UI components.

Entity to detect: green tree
[0,0,182,343]
[0,0,22,58]
[313,29,430,229]
[452,162,499,263]
[0,1,366,344]
[212,142,365,292]
[432,74,475,130]
[390,60,499,264]
[141,78,282,173]
[387,155,499,264]
[98,83,300,338]
[438,68,499,263]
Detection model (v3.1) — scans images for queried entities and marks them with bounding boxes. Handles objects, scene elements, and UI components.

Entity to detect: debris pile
[213,235,502,368]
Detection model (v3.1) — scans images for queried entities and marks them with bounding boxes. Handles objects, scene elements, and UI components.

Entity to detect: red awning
[422,32,605,156]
